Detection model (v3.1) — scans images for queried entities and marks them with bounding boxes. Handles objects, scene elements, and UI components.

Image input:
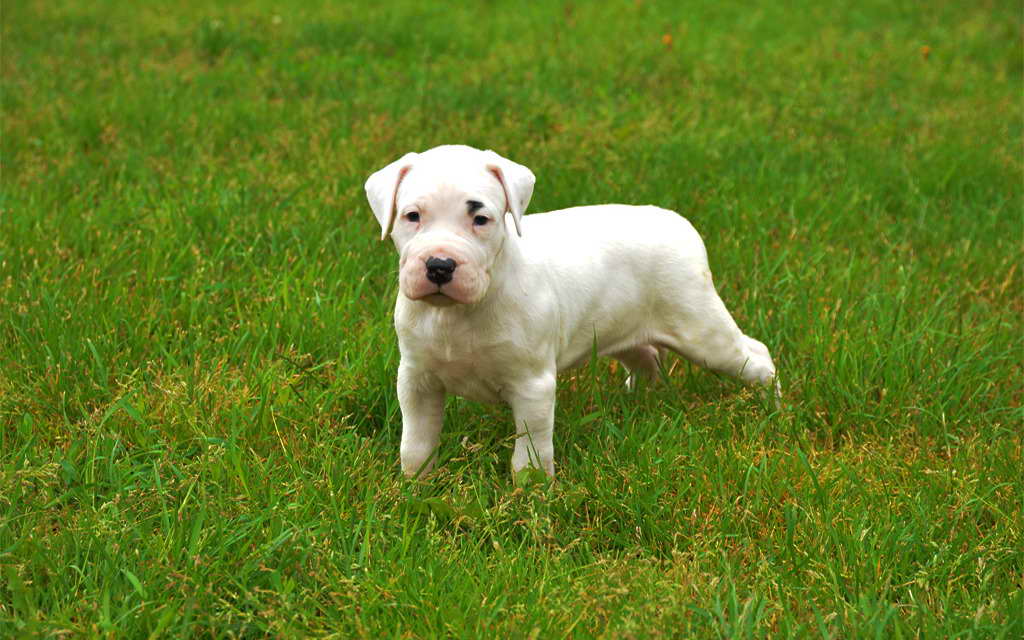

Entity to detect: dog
[365,145,777,477]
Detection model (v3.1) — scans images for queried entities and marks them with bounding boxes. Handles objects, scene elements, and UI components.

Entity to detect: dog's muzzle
[425,257,457,285]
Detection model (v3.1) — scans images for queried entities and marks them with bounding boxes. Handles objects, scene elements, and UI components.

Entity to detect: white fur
[365,145,777,477]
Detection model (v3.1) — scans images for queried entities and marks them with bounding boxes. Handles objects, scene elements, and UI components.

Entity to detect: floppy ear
[483,150,535,236]
[365,152,418,241]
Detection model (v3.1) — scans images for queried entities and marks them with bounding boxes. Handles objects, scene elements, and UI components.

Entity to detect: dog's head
[365,145,535,306]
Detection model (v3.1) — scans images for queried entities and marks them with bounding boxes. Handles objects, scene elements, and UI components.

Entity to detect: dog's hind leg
[612,345,663,390]
[658,271,777,389]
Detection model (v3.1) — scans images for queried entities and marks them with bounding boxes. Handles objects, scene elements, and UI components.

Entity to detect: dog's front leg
[508,372,557,477]
[397,364,445,478]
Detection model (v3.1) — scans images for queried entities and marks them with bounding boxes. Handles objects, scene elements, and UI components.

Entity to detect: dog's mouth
[401,283,464,306]
[421,291,459,307]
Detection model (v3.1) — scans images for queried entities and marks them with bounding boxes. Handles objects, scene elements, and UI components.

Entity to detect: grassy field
[2,0,1021,636]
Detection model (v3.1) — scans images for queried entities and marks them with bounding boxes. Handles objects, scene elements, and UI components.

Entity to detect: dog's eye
[405,212,420,223]
[473,215,489,226]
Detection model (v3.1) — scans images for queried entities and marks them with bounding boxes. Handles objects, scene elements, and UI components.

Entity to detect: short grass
[2,0,1022,637]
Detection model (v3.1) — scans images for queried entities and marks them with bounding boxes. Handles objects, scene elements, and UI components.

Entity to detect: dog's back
[514,205,718,370]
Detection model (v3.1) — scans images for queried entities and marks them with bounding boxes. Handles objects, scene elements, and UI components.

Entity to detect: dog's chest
[398,315,522,404]
[433,352,505,403]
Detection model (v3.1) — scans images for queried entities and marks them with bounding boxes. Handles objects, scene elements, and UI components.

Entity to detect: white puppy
[365,145,777,477]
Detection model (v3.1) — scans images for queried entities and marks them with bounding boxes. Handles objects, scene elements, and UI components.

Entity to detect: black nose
[425,257,457,285]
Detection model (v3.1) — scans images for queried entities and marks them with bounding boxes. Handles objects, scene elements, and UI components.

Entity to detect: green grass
[2,0,1021,636]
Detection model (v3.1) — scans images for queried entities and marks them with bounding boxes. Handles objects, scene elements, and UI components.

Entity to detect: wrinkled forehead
[397,162,506,211]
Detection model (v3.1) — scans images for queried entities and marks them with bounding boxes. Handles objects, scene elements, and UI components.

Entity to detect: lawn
[1,0,1021,637]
